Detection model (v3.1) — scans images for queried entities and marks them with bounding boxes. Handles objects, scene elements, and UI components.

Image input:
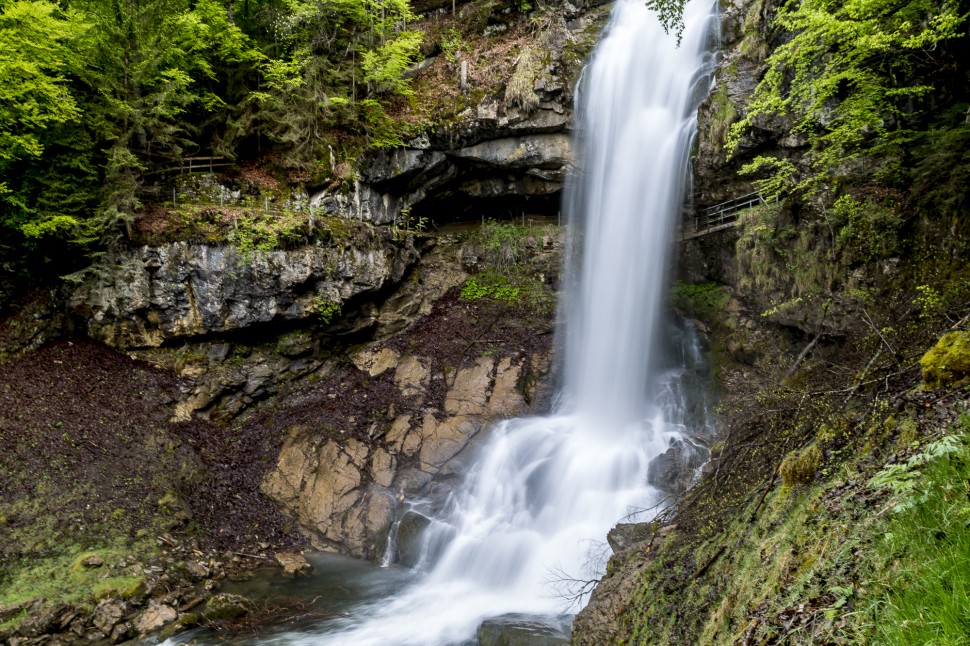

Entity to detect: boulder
[132,604,177,634]
[477,614,572,646]
[91,599,126,634]
[202,593,250,621]
[646,437,710,495]
[275,552,313,577]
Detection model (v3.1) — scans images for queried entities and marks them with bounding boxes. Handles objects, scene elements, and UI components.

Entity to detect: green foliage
[0,1,87,243]
[0,0,426,269]
[831,194,903,263]
[644,0,686,41]
[670,281,730,321]
[459,221,557,314]
[361,31,423,96]
[726,0,968,197]
[440,27,465,63]
[312,295,342,324]
[914,284,945,319]
[470,219,536,268]
[910,111,970,220]
[862,421,970,643]
[461,273,522,303]
[0,1,83,168]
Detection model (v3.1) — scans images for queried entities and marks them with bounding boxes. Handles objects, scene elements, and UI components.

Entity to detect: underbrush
[131,203,381,256]
[458,219,559,314]
[860,416,970,644]
[0,543,148,619]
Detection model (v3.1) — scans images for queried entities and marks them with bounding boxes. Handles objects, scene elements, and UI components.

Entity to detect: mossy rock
[779,444,821,487]
[202,593,251,621]
[920,331,970,387]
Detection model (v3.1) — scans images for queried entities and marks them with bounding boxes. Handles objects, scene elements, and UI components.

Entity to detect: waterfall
[262,1,716,643]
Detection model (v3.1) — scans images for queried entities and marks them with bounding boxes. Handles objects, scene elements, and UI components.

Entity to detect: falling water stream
[167,1,716,643]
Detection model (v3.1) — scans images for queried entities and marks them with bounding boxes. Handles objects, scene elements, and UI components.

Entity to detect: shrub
[779,444,822,487]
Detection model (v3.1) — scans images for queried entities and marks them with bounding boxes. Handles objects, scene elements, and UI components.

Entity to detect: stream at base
[164,0,717,642]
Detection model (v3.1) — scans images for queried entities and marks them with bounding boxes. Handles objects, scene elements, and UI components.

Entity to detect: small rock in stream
[275,552,312,577]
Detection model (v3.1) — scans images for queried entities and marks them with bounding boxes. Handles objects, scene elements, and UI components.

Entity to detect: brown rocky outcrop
[261,346,550,559]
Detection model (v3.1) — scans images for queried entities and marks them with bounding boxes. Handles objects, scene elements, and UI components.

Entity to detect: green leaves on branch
[361,31,423,96]
[726,0,968,197]
[0,1,86,239]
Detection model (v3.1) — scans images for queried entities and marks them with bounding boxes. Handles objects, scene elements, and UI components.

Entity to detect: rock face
[310,9,609,227]
[261,349,549,559]
[70,236,419,349]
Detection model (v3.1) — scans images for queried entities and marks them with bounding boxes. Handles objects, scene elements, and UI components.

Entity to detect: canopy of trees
[726,0,969,199]
[0,0,423,264]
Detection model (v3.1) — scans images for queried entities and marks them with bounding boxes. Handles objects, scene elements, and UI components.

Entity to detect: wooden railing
[144,156,234,176]
[681,192,778,240]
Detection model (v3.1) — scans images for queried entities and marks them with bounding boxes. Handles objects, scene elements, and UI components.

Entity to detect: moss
[0,544,150,613]
[779,444,822,487]
[505,45,542,111]
[896,416,919,448]
[671,281,730,322]
[92,575,146,601]
[920,331,970,387]
[203,593,252,621]
[707,83,738,148]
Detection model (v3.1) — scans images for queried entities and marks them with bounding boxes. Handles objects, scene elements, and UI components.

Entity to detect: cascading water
[243,2,714,644]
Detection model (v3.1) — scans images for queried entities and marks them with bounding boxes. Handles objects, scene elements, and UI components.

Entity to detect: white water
[263,2,715,644]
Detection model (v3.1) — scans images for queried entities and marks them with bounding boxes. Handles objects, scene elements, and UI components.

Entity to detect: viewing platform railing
[681,191,778,240]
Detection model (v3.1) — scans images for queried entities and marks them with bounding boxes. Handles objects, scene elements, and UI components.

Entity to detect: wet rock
[443,356,495,415]
[488,357,526,416]
[647,437,710,495]
[18,603,74,637]
[276,331,314,358]
[394,356,431,398]
[369,448,396,488]
[0,598,40,622]
[202,593,251,621]
[183,560,210,580]
[454,134,573,176]
[386,415,420,456]
[395,510,431,568]
[261,429,376,556]
[109,622,131,643]
[477,614,573,646]
[275,552,313,577]
[418,414,481,472]
[132,604,177,634]
[351,347,401,376]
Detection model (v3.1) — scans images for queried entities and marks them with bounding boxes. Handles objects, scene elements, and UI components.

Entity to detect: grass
[0,542,148,628]
[859,416,970,644]
[459,220,558,314]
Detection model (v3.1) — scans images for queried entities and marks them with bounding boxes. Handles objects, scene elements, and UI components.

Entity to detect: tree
[726,0,968,199]
[0,1,87,243]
